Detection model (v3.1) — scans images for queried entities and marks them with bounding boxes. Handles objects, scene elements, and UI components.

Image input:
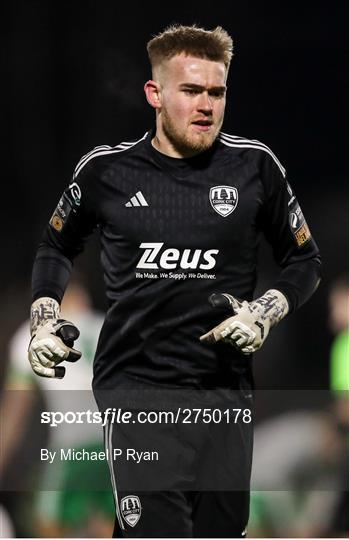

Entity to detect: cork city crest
[121,495,141,527]
[210,186,238,217]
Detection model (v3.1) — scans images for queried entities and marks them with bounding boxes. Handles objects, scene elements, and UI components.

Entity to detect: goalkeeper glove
[200,289,289,354]
[28,297,81,378]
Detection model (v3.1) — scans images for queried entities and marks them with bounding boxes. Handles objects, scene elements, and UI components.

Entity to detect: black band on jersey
[275,257,321,314]
[32,245,72,303]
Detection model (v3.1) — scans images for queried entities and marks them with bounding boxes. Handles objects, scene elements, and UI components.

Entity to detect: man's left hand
[200,289,289,354]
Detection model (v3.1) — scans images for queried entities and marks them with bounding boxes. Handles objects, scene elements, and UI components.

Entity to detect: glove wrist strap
[252,289,289,328]
[30,297,61,336]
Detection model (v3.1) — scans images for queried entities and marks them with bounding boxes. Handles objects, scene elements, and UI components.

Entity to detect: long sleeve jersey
[32,130,321,389]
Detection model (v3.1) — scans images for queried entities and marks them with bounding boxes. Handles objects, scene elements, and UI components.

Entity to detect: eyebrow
[179,83,227,92]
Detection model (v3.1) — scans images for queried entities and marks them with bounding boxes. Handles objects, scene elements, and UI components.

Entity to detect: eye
[209,90,226,99]
[183,89,200,95]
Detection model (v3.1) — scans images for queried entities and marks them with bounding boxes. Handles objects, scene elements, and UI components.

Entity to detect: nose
[197,91,213,113]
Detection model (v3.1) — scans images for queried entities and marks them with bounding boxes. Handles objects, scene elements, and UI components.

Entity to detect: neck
[152,123,202,159]
[151,136,187,159]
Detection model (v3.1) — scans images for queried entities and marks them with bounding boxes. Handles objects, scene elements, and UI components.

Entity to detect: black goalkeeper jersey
[33,130,321,389]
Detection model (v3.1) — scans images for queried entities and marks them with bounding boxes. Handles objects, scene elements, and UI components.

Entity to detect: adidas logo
[125,191,149,207]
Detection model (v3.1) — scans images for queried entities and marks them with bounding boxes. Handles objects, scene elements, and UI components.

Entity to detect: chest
[99,156,263,249]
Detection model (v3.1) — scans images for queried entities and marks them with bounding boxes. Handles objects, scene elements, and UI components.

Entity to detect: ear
[144,80,162,109]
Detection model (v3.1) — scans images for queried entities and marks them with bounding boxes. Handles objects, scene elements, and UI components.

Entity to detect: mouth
[191,119,213,132]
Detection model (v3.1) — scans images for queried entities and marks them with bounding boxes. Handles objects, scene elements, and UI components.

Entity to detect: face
[150,53,227,157]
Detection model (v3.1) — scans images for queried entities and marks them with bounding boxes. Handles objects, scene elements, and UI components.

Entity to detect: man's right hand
[28,319,81,378]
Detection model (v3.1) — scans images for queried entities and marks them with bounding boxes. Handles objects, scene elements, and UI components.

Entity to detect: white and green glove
[28,297,81,378]
[200,289,289,354]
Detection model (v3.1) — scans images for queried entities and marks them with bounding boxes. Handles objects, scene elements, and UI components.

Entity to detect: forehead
[161,53,227,86]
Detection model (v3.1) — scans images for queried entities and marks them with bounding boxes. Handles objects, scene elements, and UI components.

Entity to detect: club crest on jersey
[121,496,141,527]
[210,186,238,217]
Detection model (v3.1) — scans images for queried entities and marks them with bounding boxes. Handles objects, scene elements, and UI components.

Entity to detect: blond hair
[147,24,233,74]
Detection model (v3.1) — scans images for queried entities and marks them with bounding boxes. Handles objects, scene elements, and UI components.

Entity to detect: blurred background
[1,0,348,537]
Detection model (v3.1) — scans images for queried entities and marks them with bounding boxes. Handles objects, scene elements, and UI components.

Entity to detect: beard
[161,107,221,156]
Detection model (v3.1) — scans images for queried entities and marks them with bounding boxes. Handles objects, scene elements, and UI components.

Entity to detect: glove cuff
[30,296,61,336]
[252,289,289,328]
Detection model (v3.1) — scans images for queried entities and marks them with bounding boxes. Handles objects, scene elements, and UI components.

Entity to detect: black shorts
[98,383,253,538]
[112,491,250,538]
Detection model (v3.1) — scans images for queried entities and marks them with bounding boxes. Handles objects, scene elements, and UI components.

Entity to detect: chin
[186,132,216,152]
[163,118,218,156]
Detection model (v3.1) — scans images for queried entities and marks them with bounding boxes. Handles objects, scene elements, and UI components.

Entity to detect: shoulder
[218,131,286,178]
[73,132,149,179]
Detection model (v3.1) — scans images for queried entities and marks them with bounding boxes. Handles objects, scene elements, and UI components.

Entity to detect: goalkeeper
[28,24,321,538]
